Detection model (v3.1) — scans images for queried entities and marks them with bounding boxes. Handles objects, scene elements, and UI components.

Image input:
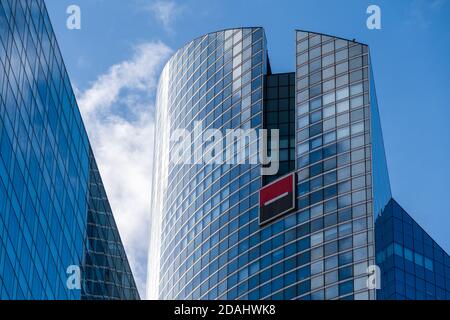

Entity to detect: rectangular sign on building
[259,173,296,225]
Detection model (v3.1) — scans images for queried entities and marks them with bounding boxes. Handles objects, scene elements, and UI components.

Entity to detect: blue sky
[45,0,450,297]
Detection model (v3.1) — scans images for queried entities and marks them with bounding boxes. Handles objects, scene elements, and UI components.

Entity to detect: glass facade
[0,0,138,299]
[152,28,448,301]
[376,199,450,300]
[82,149,140,299]
[263,73,296,185]
[294,30,393,300]
[152,28,267,300]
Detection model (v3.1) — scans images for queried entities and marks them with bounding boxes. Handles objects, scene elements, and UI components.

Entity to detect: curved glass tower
[150,28,447,300]
[149,28,267,300]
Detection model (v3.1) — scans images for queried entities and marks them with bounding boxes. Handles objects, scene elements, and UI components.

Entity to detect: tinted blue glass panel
[0,0,138,300]
[376,199,450,300]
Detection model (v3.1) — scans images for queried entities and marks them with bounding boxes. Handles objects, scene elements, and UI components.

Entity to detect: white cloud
[77,42,172,297]
[147,0,183,32]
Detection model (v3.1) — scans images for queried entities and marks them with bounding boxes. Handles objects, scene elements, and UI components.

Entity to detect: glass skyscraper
[376,199,450,300]
[0,0,139,299]
[151,28,267,300]
[150,27,449,300]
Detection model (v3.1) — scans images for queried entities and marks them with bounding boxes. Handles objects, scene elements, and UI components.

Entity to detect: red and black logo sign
[259,173,296,225]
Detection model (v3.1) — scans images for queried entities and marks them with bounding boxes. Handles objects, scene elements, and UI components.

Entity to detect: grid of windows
[376,199,450,300]
[0,0,138,299]
[264,73,295,185]
[295,30,381,300]
[153,27,445,301]
[154,28,267,300]
[154,28,394,300]
[82,149,140,300]
[0,0,87,299]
